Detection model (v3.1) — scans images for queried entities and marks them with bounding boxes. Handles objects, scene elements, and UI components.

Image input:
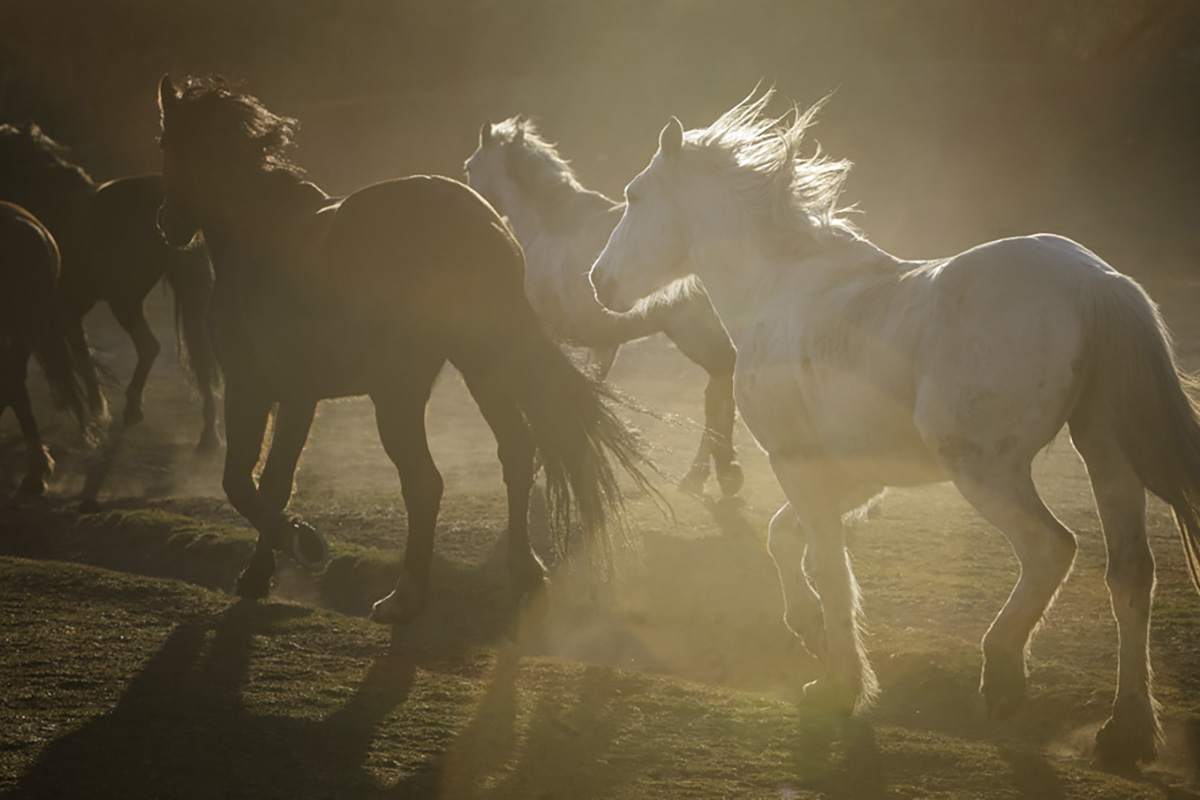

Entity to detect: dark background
[2,0,1198,266]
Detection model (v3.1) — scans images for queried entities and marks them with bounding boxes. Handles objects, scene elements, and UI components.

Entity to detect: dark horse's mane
[165,77,305,178]
[0,123,95,191]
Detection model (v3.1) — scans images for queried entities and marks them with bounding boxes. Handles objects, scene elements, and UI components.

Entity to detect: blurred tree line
[1,0,1197,262]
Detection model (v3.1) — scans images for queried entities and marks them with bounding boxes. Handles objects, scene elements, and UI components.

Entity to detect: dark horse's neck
[201,170,333,275]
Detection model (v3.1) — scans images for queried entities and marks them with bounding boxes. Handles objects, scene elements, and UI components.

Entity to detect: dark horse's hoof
[717,462,745,496]
[77,497,103,514]
[236,564,273,599]
[286,522,329,571]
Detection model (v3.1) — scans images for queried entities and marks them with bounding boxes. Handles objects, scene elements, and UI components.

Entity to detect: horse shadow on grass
[5,601,417,799]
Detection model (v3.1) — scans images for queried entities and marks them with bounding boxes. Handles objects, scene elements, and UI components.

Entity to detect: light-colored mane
[684,90,858,244]
[491,117,614,229]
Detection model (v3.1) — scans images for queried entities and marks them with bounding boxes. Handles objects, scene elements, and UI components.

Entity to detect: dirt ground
[3,255,1200,797]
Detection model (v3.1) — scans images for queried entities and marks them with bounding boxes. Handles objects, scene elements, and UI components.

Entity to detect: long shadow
[387,653,636,800]
[5,601,416,799]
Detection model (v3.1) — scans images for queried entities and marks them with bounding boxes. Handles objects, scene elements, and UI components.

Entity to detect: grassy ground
[3,274,1200,796]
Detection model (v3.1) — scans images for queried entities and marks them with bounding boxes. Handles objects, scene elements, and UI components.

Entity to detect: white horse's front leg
[767,504,826,660]
[770,456,879,715]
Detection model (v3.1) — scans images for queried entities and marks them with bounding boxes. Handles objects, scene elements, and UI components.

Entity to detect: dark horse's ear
[479,120,493,146]
[660,116,684,160]
[158,74,177,119]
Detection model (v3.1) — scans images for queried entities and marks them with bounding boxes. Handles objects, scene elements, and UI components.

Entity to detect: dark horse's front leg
[222,383,324,599]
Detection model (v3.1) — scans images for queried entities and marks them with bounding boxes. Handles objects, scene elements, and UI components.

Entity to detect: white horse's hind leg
[950,465,1077,719]
[767,504,827,660]
[1070,415,1162,765]
[770,457,878,714]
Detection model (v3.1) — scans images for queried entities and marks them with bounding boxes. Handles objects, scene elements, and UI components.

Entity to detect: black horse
[156,75,654,621]
[0,123,219,450]
[1,201,91,493]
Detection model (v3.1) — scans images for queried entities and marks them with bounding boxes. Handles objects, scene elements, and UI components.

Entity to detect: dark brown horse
[1,201,91,494]
[156,75,654,621]
[0,123,219,450]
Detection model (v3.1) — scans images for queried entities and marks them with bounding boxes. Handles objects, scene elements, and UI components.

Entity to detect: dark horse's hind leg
[109,296,161,428]
[651,294,742,496]
[459,355,546,617]
[369,355,447,625]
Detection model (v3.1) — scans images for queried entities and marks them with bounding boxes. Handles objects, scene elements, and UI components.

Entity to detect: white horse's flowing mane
[686,89,858,243]
[492,117,591,195]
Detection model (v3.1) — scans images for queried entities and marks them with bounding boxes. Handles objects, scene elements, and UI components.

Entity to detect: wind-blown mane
[164,77,304,178]
[490,116,613,228]
[685,90,857,244]
[0,123,95,192]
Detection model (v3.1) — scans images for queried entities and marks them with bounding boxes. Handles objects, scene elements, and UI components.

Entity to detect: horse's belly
[736,363,946,487]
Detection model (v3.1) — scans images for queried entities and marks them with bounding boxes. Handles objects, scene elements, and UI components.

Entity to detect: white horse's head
[463,120,507,212]
[590,117,692,313]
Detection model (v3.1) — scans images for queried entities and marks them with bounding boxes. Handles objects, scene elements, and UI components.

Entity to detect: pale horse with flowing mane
[464,118,743,496]
[589,90,1200,767]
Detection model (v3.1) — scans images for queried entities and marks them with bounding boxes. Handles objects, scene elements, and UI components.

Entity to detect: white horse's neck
[496,165,612,247]
[687,215,898,344]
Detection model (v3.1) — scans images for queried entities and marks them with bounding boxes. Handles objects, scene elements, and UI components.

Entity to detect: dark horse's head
[156,74,303,250]
[0,122,94,224]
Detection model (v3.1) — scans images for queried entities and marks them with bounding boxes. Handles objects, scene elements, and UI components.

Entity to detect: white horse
[465,118,743,496]
[589,90,1200,767]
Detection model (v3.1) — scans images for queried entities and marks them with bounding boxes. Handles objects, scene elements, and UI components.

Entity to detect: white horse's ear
[660,116,684,159]
[479,121,493,146]
[158,74,177,118]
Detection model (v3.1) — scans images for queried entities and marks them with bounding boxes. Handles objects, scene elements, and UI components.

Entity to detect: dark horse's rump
[158,75,655,622]
[0,201,89,494]
[0,124,219,452]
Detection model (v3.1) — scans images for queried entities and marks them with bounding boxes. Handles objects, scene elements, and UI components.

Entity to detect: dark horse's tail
[495,298,659,565]
[5,205,91,430]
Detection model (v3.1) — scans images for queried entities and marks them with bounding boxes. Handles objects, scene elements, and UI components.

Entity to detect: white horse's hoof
[288,522,329,571]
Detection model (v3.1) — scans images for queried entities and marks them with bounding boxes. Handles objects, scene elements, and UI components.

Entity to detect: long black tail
[495,297,660,566]
[23,220,91,432]
[1079,272,1200,594]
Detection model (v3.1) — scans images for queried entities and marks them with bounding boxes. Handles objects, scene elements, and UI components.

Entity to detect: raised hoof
[716,461,745,497]
[800,675,859,718]
[286,522,329,571]
[369,585,429,625]
[236,562,274,600]
[678,463,711,496]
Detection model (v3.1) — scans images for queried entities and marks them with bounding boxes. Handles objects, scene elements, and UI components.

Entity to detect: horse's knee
[767,506,804,563]
[1105,545,1154,606]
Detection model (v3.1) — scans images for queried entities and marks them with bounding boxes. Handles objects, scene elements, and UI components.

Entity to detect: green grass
[1,556,1192,799]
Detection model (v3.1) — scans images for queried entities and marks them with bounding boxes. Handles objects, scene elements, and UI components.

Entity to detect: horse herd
[3,75,1198,768]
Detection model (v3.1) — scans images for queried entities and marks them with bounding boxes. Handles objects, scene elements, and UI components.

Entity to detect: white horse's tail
[1077,273,1200,594]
